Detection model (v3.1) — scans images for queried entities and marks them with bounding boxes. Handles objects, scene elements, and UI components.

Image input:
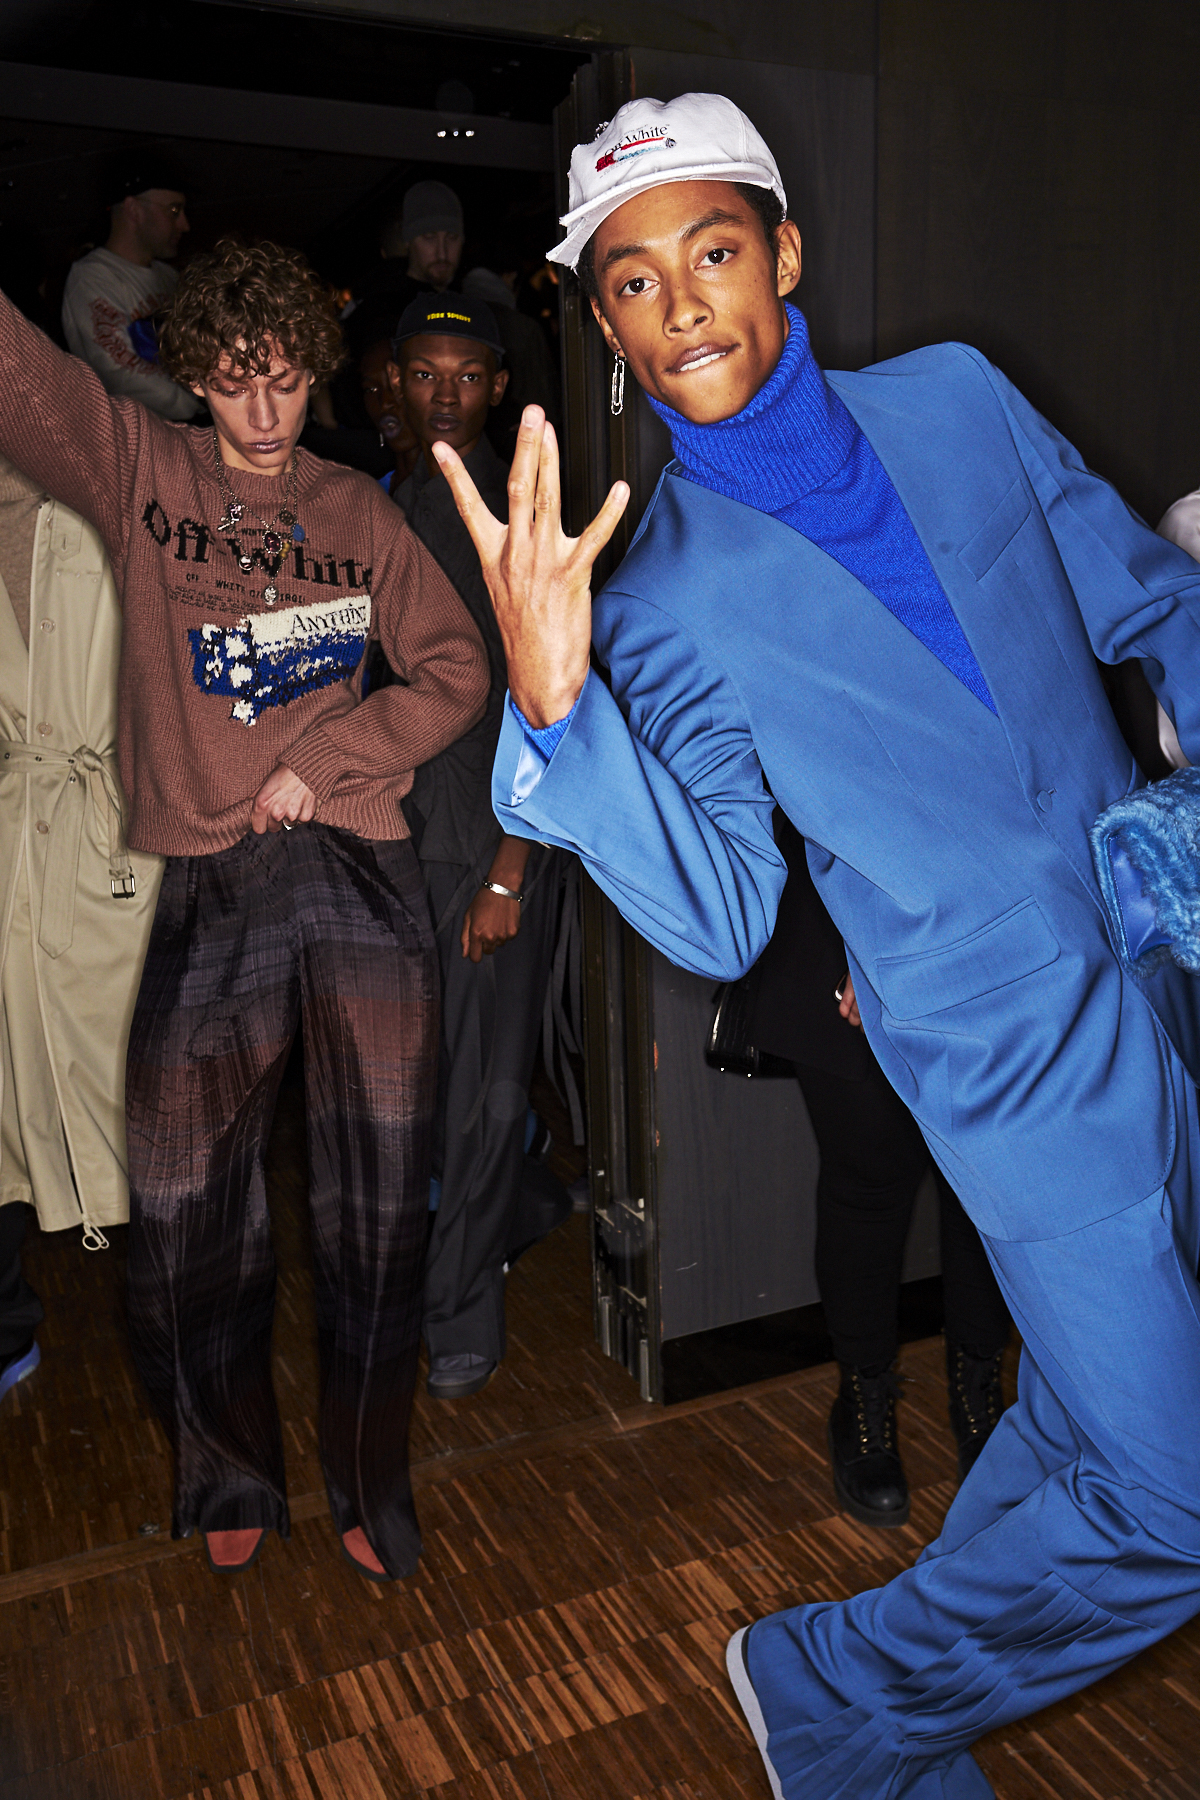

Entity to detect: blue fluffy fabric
[1090,768,1200,974]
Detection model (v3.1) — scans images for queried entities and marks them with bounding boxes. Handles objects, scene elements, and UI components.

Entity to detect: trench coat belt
[0,738,135,958]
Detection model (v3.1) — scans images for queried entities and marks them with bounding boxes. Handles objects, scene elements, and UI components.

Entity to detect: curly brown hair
[159,237,345,386]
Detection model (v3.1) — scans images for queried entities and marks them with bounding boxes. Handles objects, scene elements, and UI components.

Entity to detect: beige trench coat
[0,497,162,1238]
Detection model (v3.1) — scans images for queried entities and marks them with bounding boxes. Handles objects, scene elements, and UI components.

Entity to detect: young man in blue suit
[435,91,1200,1800]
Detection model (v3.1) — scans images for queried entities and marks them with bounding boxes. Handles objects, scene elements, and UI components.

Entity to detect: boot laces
[952,1345,1004,1436]
[848,1368,900,1454]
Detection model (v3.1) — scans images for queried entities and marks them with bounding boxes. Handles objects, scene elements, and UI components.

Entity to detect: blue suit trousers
[748,1045,1200,1797]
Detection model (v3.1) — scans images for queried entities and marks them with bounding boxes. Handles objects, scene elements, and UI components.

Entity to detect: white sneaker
[727,1625,784,1799]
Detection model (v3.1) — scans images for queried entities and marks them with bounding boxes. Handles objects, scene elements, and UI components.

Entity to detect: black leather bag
[705,967,796,1079]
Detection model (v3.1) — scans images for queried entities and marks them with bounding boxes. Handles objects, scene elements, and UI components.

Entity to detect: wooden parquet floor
[3,1082,1200,1798]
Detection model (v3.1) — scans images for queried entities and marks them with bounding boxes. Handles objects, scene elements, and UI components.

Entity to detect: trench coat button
[36,821,49,834]
[1036,789,1054,811]
[37,722,53,737]
[39,617,54,632]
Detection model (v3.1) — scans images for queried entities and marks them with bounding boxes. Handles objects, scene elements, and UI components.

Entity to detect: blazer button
[39,618,55,632]
[36,821,49,835]
[1036,789,1055,811]
[37,722,53,737]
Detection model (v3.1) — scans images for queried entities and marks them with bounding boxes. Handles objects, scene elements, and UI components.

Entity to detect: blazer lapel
[828,371,1028,707]
[829,368,1129,878]
[652,462,1002,732]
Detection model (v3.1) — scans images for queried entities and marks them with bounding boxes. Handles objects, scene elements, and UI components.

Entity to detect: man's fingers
[532,421,562,537]
[432,440,505,564]
[572,479,630,570]
[505,405,547,545]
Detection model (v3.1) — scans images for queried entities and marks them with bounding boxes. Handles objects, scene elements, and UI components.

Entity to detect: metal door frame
[553,51,665,1400]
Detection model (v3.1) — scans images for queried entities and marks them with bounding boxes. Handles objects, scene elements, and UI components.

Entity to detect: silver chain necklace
[212,430,305,606]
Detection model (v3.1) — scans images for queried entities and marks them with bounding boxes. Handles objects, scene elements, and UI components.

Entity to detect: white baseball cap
[548,93,786,271]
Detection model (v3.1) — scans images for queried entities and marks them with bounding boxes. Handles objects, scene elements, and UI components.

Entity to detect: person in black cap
[462,263,562,462]
[62,151,199,420]
[382,292,570,1399]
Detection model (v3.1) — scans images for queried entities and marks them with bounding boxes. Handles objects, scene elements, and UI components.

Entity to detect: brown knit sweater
[0,293,489,855]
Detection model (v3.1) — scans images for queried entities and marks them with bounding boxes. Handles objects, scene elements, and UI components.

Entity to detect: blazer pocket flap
[875,898,1060,1021]
[959,481,1032,578]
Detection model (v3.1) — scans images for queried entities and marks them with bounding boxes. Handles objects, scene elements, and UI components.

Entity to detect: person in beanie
[395,180,466,294]
[0,237,488,1582]
[436,91,1200,1800]
[347,180,466,362]
[62,152,200,420]
[382,292,568,1398]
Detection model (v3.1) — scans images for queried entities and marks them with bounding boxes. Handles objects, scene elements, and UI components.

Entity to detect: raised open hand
[433,405,629,727]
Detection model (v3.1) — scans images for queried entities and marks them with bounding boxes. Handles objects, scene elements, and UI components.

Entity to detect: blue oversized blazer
[493,343,1200,1246]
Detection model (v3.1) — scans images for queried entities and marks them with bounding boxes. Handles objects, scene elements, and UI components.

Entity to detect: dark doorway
[0,2,590,318]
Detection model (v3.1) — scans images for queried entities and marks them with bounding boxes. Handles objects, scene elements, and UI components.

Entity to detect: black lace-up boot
[827,1364,910,1528]
[946,1341,1006,1481]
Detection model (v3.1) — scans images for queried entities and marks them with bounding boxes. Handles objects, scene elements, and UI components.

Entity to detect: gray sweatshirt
[62,248,199,421]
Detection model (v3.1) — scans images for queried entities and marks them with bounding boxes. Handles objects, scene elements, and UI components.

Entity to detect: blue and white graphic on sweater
[188,593,371,726]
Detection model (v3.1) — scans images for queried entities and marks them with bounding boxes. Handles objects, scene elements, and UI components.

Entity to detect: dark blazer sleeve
[748,811,877,1081]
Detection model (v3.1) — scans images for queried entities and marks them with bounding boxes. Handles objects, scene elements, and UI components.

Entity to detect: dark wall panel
[648,952,941,1345]
[877,0,1200,527]
[630,48,876,371]
[649,954,820,1340]
[217,0,879,74]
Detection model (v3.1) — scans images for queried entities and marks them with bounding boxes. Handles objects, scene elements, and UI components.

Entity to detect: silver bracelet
[483,879,523,904]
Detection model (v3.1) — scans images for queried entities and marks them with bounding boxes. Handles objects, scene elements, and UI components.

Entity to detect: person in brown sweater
[0,239,489,1582]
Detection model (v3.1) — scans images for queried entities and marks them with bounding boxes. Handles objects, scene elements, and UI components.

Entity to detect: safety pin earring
[611,351,626,416]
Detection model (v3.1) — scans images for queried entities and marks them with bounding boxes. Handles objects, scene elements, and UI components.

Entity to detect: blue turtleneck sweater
[518,302,993,754]
[646,305,994,713]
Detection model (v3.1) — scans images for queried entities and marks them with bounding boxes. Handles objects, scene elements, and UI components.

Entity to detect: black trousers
[795,1058,1009,1372]
[422,849,562,1362]
[0,1201,41,1360]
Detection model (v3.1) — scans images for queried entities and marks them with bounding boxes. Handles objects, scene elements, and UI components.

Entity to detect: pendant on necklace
[292,523,306,544]
[263,530,282,555]
[219,501,243,528]
[239,555,253,572]
[278,508,296,527]
[264,584,278,604]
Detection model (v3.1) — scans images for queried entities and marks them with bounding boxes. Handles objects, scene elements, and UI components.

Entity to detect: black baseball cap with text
[393,293,505,363]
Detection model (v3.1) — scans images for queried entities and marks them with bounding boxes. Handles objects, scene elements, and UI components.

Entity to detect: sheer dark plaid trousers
[124,823,437,1580]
